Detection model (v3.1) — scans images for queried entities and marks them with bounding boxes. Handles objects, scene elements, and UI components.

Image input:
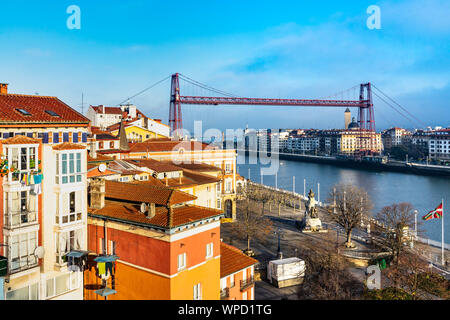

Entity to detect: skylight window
[16,108,31,116]
[45,110,60,117]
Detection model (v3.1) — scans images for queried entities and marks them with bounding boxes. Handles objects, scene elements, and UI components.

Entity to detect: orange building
[220,242,258,300]
[84,179,223,300]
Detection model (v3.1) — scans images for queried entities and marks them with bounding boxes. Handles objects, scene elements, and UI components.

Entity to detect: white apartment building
[0,85,90,300]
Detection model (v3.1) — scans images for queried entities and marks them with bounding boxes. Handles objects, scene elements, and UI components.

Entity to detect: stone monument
[301,189,325,232]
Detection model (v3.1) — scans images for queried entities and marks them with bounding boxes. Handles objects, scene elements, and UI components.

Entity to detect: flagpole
[442,198,445,266]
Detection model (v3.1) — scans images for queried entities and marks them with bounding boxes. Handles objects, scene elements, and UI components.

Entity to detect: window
[73,133,78,143]
[177,253,186,271]
[5,191,37,227]
[108,240,116,255]
[216,183,221,192]
[193,283,202,300]
[58,152,82,184]
[206,243,213,259]
[217,199,221,209]
[242,291,247,300]
[16,108,31,116]
[5,283,39,300]
[58,191,82,224]
[7,231,38,272]
[110,141,114,149]
[225,163,232,173]
[45,110,60,117]
[46,272,80,299]
[56,229,83,264]
[230,274,235,288]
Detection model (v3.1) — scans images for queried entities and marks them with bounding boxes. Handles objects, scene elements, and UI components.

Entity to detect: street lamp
[414,210,418,240]
[274,228,283,260]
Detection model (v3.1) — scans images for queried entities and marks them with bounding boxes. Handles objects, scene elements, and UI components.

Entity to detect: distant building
[381,127,412,152]
[428,129,450,161]
[344,108,351,129]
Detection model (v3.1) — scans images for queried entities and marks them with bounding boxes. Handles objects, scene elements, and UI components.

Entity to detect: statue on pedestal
[300,189,323,232]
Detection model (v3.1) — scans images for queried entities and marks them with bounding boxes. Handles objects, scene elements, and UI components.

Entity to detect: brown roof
[91,105,123,115]
[87,167,119,178]
[104,180,197,206]
[125,159,182,173]
[163,161,222,172]
[87,152,114,163]
[89,201,223,229]
[0,135,41,145]
[128,141,213,153]
[52,143,86,150]
[220,242,258,278]
[0,94,89,124]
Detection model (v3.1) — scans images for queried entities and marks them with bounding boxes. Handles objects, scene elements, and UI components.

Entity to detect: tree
[232,197,273,255]
[374,202,418,264]
[327,184,372,248]
[384,251,429,299]
[297,246,363,300]
[245,183,273,215]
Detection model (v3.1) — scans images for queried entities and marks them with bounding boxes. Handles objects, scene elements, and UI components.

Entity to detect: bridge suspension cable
[116,75,171,106]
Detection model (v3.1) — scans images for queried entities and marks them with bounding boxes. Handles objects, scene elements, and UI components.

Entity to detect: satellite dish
[98,164,106,172]
[140,203,147,213]
[134,174,140,180]
[34,246,45,259]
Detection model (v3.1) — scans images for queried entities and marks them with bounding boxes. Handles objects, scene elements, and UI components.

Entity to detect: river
[237,156,450,243]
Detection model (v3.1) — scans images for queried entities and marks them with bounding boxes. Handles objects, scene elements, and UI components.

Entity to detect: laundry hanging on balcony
[65,250,89,271]
[94,255,119,279]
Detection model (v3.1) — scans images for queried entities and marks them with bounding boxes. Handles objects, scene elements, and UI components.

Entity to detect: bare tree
[327,184,372,248]
[297,246,363,299]
[245,183,273,215]
[374,202,418,264]
[232,198,273,255]
[384,251,429,299]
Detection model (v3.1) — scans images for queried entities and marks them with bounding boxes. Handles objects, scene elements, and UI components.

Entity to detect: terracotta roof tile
[89,201,223,229]
[87,167,119,178]
[128,140,214,153]
[0,135,41,145]
[220,242,258,278]
[104,180,196,206]
[0,94,89,124]
[125,159,182,173]
[52,143,86,150]
[163,161,222,172]
[87,153,114,163]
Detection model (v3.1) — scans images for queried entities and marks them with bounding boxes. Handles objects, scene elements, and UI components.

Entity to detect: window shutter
[42,133,49,144]
[76,190,82,212]
[53,132,59,143]
[82,133,87,143]
[73,133,78,143]
[63,133,69,143]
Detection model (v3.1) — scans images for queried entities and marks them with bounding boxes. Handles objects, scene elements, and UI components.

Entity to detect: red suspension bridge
[117,72,423,155]
[169,73,375,135]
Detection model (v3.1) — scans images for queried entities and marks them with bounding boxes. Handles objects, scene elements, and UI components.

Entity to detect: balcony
[4,210,38,229]
[240,276,255,291]
[220,287,230,300]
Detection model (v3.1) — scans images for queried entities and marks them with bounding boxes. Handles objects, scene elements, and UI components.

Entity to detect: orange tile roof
[87,153,114,163]
[87,167,119,178]
[89,201,223,229]
[220,242,258,278]
[0,94,89,124]
[104,180,197,206]
[0,135,41,145]
[52,143,86,150]
[163,161,222,172]
[125,159,182,173]
[128,140,214,153]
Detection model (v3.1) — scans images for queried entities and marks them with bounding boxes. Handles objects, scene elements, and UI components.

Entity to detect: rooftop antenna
[81,93,84,115]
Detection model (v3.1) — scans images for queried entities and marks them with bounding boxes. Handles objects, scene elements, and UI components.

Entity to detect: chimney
[90,178,105,209]
[0,83,8,94]
[90,139,97,159]
[102,105,105,114]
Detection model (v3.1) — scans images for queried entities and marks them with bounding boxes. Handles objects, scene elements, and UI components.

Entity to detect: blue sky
[0,0,448,132]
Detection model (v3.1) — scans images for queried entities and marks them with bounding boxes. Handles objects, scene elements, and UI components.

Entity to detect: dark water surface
[237,157,450,243]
